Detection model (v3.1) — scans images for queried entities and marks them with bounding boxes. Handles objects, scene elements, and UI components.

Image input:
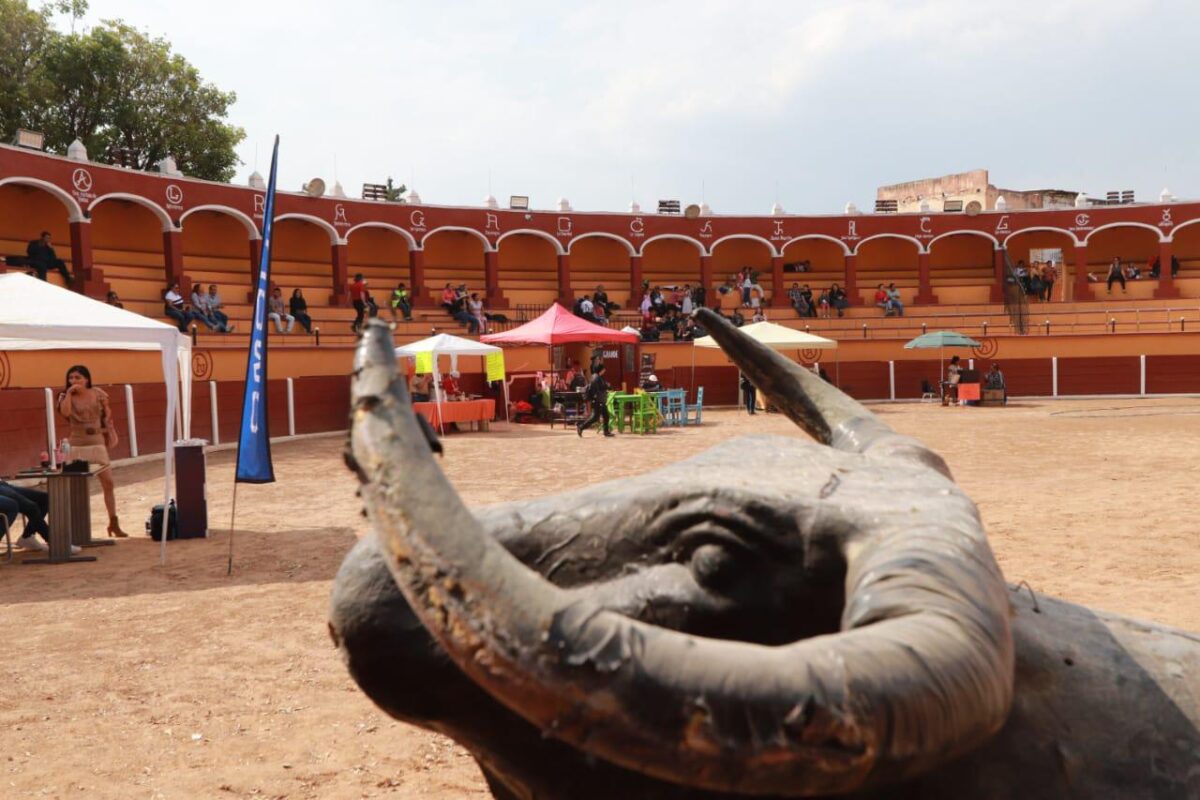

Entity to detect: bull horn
[694,308,952,476]
[350,319,1013,796]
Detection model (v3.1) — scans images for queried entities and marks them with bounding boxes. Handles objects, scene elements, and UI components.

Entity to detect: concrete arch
[779,234,850,256]
[1085,221,1167,244]
[345,221,418,250]
[90,192,174,231]
[1168,218,1200,241]
[928,229,999,249]
[710,234,778,257]
[497,228,565,255]
[180,204,260,240]
[638,233,705,256]
[274,213,340,245]
[422,225,493,252]
[567,231,636,256]
[1002,227,1080,249]
[0,176,86,222]
[853,233,925,255]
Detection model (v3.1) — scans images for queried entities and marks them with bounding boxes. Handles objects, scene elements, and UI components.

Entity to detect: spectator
[163,282,196,332]
[290,288,313,333]
[740,372,757,415]
[25,231,72,285]
[873,283,889,314]
[692,283,707,309]
[788,283,811,317]
[390,282,413,322]
[350,273,370,332]
[748,285,763,315]
[450,291,479,333]
[638,313,660,342]
[1106,257,1127,294]
[680,284,694,315]
[467,292,487,334]
[191,284,231,332]
[751,306,766,323]
[740,268,753,307]
[1042,261,1057,301]
[105,290,123,309]
[0,479,54,552]
[1015,260,1030,295]
[409,372,432,402]
[984,362,1007,404]
[817,288,831,318]
[442,370,465,401]
[800,284,817,318]
[639,290,652,317]
[578,295,597,322]
[730,308,745,327]
[593,284,617,315]
[1171,255,1180,277]
[1149,256,1161,279]
[268,287,295,333]
[1028,263,1045,300]
[829,283,849,317]
[440,283,457,314]
[1126,263,1141,280]
[886,283,905,317]
[641,372,663,391]
[206,284,232,330]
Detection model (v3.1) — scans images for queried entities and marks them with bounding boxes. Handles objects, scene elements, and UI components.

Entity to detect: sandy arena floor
[3,398,1198,798]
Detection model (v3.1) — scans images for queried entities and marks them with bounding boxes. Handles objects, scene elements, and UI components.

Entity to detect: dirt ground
[3,398,1198,799]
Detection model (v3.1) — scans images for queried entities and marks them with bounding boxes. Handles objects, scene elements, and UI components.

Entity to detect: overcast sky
[66,0,1198,214]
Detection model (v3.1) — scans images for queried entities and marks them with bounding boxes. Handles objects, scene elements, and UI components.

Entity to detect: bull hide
[330,311,1200,799]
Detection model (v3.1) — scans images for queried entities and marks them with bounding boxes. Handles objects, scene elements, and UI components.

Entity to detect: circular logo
[799,348,823,363]
[191,350,213,380]
[71,168,93,193]
[1075,213,1090,228]
[971,337,999,359]
[165,184,183,205]
[0,351,11,388]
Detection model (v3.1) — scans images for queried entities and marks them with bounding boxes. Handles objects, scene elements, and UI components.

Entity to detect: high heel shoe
[107,516,129,538]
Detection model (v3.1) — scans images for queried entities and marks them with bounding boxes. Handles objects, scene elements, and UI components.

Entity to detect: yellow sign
[415,351,433,374]
[485,351,505,383]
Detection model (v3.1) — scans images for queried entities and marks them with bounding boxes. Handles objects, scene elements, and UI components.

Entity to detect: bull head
[336,308,1015,797]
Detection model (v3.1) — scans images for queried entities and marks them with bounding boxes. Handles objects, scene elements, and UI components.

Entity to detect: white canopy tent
[692,320,839,395]
[0,273,192,562]
[395,333,506,432]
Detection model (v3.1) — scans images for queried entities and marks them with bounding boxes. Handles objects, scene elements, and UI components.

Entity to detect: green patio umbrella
[903,330,982,385]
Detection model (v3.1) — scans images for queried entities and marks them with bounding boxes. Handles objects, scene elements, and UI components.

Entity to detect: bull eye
[689,542,741,591]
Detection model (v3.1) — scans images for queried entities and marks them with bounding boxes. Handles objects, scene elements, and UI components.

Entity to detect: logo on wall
[629,216,645,238]
[770,219,787,242]
[252,194,265,220]
[70,167,95,202]
[971,338,999,359]
[409,209,427,232]
[994,215,1010,235]
[1069,212,1093,233]
[557,216,573,237]
[698,220,713,239]
[918,216,933,239]
[191,350,214,381]
[799,348,823,363]
[485,213,500,235]
[1159,208,1174,229]
[333,204,349,227]
[165,184,184,210]
[842,220,860,242]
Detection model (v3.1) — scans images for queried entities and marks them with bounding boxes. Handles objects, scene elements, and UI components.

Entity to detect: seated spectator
[873,283,890,314]
[816,288,831,318]
[593,284,617,315]
[886,283,905,316]
[163,282,197,332]
[409,372,432,402]
[1171,255,1180,277]
[593,301,607,323]
[106,290,124,309]
[577,295,597,322]
[266,287,295,333]
[800,284,817,318]
[442,370,466,400]
[440,283,457,313]
[650,287,666,315]
[26,231,72,285]
[450,293,479,333]
[0,480,57,553]
[1150,256,1161,278]
[1126,263,1141,280]
[639,313,660,342]
[984,362,1007,404]
[467,292,487,333]
[290,288,313,333]
[828,283,849,318]
[751,307,766,323]
[677,317,699,340]
[729,308,745,327]
[641,373,663,391]
[206,284,233,330]
[390,282,413,322]
[191,284,231,332]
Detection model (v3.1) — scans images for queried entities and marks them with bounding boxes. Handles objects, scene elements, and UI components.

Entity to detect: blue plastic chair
[684,386,704,425]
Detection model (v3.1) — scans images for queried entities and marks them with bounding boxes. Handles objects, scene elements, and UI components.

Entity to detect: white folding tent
[692,320,839,397]
[395,333,507,432]
[0,273,192,562]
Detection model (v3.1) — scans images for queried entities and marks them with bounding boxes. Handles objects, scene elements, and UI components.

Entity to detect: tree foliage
[0,0,245,181]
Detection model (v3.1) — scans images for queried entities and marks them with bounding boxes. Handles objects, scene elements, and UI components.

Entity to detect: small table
[412,399,496,431]
[13,469,100,564]
[605,392,642,433]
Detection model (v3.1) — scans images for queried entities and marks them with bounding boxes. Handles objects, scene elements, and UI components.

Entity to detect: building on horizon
[875,169,1079,214]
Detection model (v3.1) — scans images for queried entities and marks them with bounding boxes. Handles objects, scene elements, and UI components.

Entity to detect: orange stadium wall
[642,238,701,287]
[90,201,163,253]
[0,184,72,263]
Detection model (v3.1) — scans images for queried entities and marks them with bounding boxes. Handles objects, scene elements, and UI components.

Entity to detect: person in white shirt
[578,296,596,321]
[267,287,295,333]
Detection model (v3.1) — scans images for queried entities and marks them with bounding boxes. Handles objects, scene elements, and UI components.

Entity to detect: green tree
[0,1,245,182]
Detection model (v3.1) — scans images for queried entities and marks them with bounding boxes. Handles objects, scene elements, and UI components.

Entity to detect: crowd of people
[1012,260,1058,301]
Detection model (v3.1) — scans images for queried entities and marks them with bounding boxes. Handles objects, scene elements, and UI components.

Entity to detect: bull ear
[347,320,1013,797]
[693,308,952,476]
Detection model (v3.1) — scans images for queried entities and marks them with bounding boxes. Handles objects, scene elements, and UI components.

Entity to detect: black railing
[1001,250,1030,335]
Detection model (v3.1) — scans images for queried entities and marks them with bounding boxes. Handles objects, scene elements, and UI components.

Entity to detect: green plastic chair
[630,391,662,434]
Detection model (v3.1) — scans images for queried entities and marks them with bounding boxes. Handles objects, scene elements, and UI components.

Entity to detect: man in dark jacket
[26,231,72,285]
[576,364,614,437]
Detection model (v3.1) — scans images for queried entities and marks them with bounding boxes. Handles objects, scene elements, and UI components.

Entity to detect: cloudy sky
[67,0,1196,214]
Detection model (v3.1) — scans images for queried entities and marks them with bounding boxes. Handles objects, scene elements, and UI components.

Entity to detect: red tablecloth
[412,399,495,429]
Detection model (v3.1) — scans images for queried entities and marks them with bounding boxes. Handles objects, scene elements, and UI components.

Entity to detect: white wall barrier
[1051,356,1059,397]
[286,377,296,437]
[1139,354,1146,395]
[124,383,139,457]
[209,381,220,445]
[888,361,896,400]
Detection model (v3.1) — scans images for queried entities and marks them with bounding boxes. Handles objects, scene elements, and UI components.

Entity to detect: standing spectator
[886,283,905,316]
[680,284,694,315]
[25,231,72,285]
[1015,259,1031,295]
[163,282,196,332]
[1106,257,1127,294]
[692,282,707,310]
[740,268,753,307]
[268,287,295,333]
[390,282,413,322]
[206,284,232,330]
[1042,261,1057,301]
[639,291,652,317]
[57,364,127,537]
[290,288,313,333]
[350,273,370,332]
[740,372,757,415]
[105,290,123,309]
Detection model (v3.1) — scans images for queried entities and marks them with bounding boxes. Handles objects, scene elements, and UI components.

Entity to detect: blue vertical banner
[235,135,280,483]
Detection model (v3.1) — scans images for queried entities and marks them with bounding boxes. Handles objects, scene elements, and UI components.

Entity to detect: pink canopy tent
[481,303,638,345]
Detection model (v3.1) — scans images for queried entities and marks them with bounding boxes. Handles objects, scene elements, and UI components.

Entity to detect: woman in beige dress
[57,364,128,537]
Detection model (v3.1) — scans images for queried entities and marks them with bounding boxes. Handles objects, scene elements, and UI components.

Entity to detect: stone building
[876,169,1078,213]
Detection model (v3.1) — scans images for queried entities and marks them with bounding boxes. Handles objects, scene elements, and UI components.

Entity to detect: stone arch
[568,232,635,256]
[0,177,85,222]
[497,228,565,256]
[90,192,173,231]
[180,205,260,240]
[275,213,339,245]
[345,221,418,251]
